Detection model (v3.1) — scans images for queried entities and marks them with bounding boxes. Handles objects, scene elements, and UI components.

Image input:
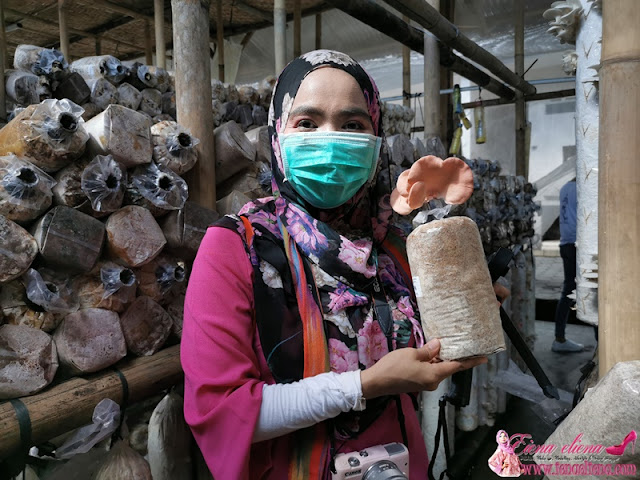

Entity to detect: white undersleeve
[252,370,364,443]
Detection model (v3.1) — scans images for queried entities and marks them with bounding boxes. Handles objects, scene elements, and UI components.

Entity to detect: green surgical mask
[279,131,382,209]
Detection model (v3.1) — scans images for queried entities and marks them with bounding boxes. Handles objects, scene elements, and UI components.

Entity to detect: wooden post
[402,15,411,109]
[294,0,301,57]
[515,0,526,178]
[144,19,153,64]
[598,0,640,376]
[315,13,321,50]
[274,0,286,74]
[422,1,440,142]
[95,35,102,55]
[58,0,70,61]
[216,0,224,81]
[0,0,5,123]
[155,0,166,69]
[172,0,216,210]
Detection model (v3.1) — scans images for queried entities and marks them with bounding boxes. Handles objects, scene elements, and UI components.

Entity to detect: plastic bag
[81,155,127,213]
[14,44,68,79]
[131,162,188,210]
[0,279,62,332]
[117,83,142,111]
[135,65,171,93]
[37,99,87,146]
[151,121,200,175]
[55,399,121,460]
[0,154,56,223]
[87,77,119,110]
[252,105,268,126]
[0,215,38,283]
[5,70,41,106]
[100,263,137,299]
[139,88,162,117]
[24,268,78,314]
[71,55,128,85]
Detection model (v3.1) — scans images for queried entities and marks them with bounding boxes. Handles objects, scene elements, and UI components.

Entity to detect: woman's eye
[296,119,316,129]
[343,121,364,131]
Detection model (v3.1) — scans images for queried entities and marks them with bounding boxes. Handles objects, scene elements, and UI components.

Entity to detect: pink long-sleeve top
[181,226,429,479]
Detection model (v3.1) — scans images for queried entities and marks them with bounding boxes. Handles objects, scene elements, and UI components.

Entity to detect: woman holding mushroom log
[182,50,488,479]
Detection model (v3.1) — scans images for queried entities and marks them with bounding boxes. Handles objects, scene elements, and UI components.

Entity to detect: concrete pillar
[598,0,640,375]
[155,0,166,69]
[274,0,286,74]
[575,0,601,326]
[171,0,216,210]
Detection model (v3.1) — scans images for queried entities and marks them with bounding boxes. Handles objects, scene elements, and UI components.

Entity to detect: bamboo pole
[315,13,321,50]
[402,15,411,109]
[155,0,166,69]
[515,0,526,178]
[0,346,182,458]
[384,0,535,95]
[598,0,640,377]
[216,0,224,81]
[324,0,514,100]
[172,0,216,210]
[0,0,6,123]
[274,0,286,74]
[462,88,575,109]
[294,0,301,57]
[58,0,70,61]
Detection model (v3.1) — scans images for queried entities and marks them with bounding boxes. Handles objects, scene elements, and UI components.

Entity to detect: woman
[182,50,487,479]
[488,430,524,477]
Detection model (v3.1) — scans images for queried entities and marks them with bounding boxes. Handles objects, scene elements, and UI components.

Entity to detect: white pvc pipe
[274,0,287,75]
[575,0,601,325]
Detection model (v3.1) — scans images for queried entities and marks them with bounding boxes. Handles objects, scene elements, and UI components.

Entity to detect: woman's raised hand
[360,338,487,399]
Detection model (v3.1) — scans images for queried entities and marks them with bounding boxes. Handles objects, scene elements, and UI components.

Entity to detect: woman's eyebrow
[289,105,324,118]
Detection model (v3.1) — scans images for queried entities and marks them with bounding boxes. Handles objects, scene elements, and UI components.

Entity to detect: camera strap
[427,397,451,480]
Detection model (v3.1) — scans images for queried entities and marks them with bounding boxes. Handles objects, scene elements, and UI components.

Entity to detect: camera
[332,442,409,479]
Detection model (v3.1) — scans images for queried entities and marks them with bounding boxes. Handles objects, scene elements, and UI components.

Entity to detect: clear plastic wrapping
[14,44,68,79]
[0,324,58,400]
[135,254,186,305]
[236,104,254,130]
[161,91,176,117]
[0,154,56,223]
[81,155,127,213]
[130,162,188,211]
[101,263,137,298]
[5,70,41,106]
[0,279,62,331]
[117,83,142,111]
[139,88,162,117]
[237,85,259,105]
[0,99,89,173]
[120,296,173,356]
[135,65,171,93]
[151,121,199,175]
[0,215,38,283]
[55,399,121,460]
[95,440,152,480]
[211,79,226,102]
[87,77,119,110]
[252,105,268,127]
[52,158,91,210]
[24,268,77,314]
[71,55,128,85]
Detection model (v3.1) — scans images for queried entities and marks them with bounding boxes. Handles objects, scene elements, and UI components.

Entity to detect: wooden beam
[598,0,640,376]
[171,0,216,210]
[155,0,166,68]
[315,13,321,50]
[235,0,271,23]
[294,0,301,57]
[216,0,224,80]
[0,0,6,122]
[515,0,526,177]
[0,346,182,458]
[325,0,515,100]
[384,0,536,95]
[79,0,153,22]
[461,88,575,109]
[58,0,70,61]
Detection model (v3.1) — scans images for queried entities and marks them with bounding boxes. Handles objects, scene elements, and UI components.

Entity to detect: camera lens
[362,460,408,480]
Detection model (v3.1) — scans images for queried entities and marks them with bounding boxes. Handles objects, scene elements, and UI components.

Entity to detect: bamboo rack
[0,345,182,459]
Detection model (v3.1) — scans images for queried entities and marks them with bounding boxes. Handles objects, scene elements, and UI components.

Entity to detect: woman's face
[499,431,509,444]
[283,67,375,135]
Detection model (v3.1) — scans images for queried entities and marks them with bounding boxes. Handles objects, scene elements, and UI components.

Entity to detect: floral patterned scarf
[216,50,424,479]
